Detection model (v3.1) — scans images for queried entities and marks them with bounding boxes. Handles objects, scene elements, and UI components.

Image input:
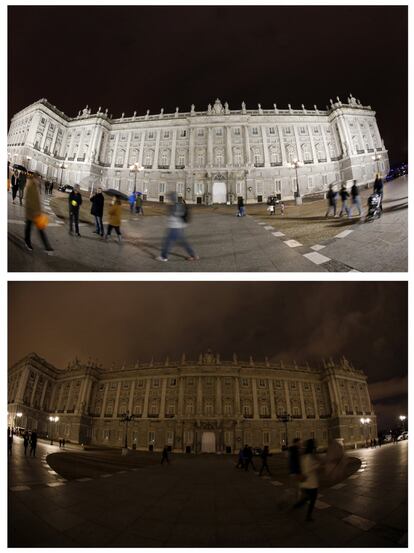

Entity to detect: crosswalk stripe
[10,485,31,492]
[46,482,66,487]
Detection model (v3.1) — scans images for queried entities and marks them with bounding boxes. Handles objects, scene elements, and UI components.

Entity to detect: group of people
[10,169,27,205]
[236,444,271,475]
[8,428,38,457]
[44,180,55,195]
[128,191,144,215]
[325,175,384,218]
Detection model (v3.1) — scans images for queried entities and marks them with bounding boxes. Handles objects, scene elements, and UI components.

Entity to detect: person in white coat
[293,439,320,521]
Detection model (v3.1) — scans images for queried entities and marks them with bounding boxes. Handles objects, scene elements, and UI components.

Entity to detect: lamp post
[59,162,67,186]
[129,162,143,194]
[277,414,292,449]
[289,159,302,205]
[360,417,371,446]
[399,415,407,432]
[49,416,59,445]
[372,153,381,175]
[14,412,22,433]
[120,411,134,454]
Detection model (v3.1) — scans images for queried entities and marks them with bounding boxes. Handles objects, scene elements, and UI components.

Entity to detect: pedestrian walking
[243,445,256,472]
[267,204,275,216]
[161,446,170,464]
[373,173,384,212]
[44,180,49,195]
[236,447,244,469]
[135,192,144,215]
[90,187,105,236]
[280,202,285,215]
[350,180,362,216]
[49,181,54,196]
[259,445,271,476]
[237,196,245,217]
[128,192,135,213]
[59,438,62,448]
[325,184,337,217]
[17,170,27,206]
[29,431,38,457]
[68,184,83,236]
[23,172,54,254]
[11,169,19,203]
[338,184,351,217]
[105,197,123,242]
[293,439,320,521]
[288,438,304,501]
[373,438,377,448]
[62,438,65,448]
[157,192,199,262]
[23,431,29,456]
[8,430,13,455]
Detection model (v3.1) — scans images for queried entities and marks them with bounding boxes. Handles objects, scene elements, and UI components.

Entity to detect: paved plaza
[8,177,407,272]
[8,438,407,547]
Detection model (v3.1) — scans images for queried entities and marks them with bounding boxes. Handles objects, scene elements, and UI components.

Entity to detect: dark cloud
[8,5,407,165]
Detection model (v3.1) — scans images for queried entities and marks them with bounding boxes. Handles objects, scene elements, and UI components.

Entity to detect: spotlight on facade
[49,415,59,445]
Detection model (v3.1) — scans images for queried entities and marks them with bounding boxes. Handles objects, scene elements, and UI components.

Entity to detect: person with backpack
[338,184,351,217]
[135,192,144,215]
[325,184,337,217]
[157,192,199,262]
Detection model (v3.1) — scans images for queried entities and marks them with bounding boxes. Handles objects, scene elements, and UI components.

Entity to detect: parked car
[383,434,393,443]
[58,184,74,193]
[397,431,408,441]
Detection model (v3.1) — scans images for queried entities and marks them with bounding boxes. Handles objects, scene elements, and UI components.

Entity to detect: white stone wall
[8,97,389,203]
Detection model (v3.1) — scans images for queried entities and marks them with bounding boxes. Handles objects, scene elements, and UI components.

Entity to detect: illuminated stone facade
[7,96,389,204]
[8,352,377,452]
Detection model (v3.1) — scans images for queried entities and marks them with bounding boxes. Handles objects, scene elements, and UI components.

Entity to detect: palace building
[7,95,388,204]
[8,351,377,453]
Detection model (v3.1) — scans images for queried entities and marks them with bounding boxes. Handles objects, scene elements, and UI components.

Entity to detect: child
[280,202,285,215]
[267,204,275,215]
[105,197,123,242]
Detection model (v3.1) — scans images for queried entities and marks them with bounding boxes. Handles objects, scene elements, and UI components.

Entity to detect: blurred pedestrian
[339,184,351,217]
[350,180,362,216]
[23,172,54,254]
[90,187,105,236]
[135,192,144,215]
[259,445,271,476]
[128,192,135,213]
[11,169,19,203]
[325,184,337,217]
[17,170,27,206]
[161,446,170,464]
[293,439,320,521]
[373,173,384,212]
[157,192,198,262]
[243,445,256,472]
[105,197,123,242]
[62,438,65,448]
[68,184,83,236]
[49,181,54,196]
[267,203,275,216]
[29,431,37,457]
[237,196,245,217]
[288,438,303,501]
[280,202,285,215]
[59,438,62,448]
[8,429,12,455]
[236,447,244,469]
[23,431,29,456]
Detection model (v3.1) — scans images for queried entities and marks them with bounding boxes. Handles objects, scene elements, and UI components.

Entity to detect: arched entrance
[201,431,216,453]
[212,181,227,204]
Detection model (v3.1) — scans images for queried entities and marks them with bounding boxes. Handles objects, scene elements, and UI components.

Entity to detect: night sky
[8,282,407,430]
[8,5,407,165]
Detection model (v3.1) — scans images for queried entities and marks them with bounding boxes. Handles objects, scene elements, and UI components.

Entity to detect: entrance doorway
[201,431,216,453]
[212,181,227,204]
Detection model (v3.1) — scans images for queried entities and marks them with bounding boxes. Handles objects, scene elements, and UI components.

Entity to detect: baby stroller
[366,193,381,221]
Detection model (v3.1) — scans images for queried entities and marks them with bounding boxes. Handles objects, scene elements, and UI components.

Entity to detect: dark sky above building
[8,282,407,430]
[8,5,407,165]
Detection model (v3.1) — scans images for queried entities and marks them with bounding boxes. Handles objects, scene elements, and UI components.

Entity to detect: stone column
[113,382,121,418]
[252,379,259,419]
[50,127,59,156]
[100,383,109,419]
[57,384,65,412]
[75,378,87,414]
[128,380,136,414]
[178,377,185,415]
[123,131,133,168]
[15,368,30,403]
[234,377,241,415]
[268,380,276,419]
[277,126,287,165]
[170,129,177,169]
[196,377,203,415]
[39,379,48,410]
[356,118,365,153]
[321,126,331,162]
[226,127,233,166]
[64,380,74,412]
[153,129,161,169]
[189,128,195,168]
[293,125,303,162]
[311,383,319,419]
[26,112,41,147]
[261,126,270,166]
[142,379,151,418]
[40,121,50,151]
[216,377,222,416]
[207,127,213,166]
[284,381,291,414]
[138,131,145,167]
[333,117,346,155]
[307,125,318,162]
[298,383,306,419]
[243,125,251,165]
[111,133,120,168]
[30,373,39,407]
[159,378,167,418]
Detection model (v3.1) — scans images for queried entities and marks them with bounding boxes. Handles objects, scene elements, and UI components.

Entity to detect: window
[234,127,241,136]
[204,401,214,416]
[196,151,205,167]
[144,152,153,167]
[152,378,160,388]
[123,381,130,389]
[252,127,258,135]
[184,430,193,444]
[292,406,300,416]
[260,404,269,416]
[258,379,266,388]
[148,131,154,139]
[224,402,232,415]
[269,127,275,135]
[166,403,175,416]
[185,400,194,415]
[254,153,262,165]
[275,179,282,194]
[137,379,144,388]
[234,151,242,166]
[243,403,252,416]
[159,182,166,194]
[270,150,281,165]
[284,127,291,134]
[195,182,204,195]
[263,431,270,445]
[197,128,204,137]
[206,377,213,386]
[290,381,297,390]
[313,127,319,134]
[160,152,168,166]
[180,130,187,138]
[304,383,310,391]
[166,431,174,445]
[149,401,158,415]
[133,404,142,416]
[110,382,117,391]
[322,174,328,186]
[300,127,306,134]
[215,128,223,136]
[148,431,155,444]
[163,131,170,139]
[224,431,232,445]
[295,431,301,439]
[169,378,177,387]
[275,380,282,388]
[308,176,314,189]
[178,154,185,167]
[215,150,224,166]
[236,181,243,196]
[187,377,194,386]
[241,378,249,387]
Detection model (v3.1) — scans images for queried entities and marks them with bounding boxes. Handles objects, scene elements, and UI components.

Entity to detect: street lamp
[289,159,302,205]
[120,411,135,454]
[399,415,407,431]
[49,416,59,445]
[129,162,143,194]
[59,162,67,186]
[360,417,371,446]
[14,412,22,433]
[372,153,381,175]
[277,414,292,449]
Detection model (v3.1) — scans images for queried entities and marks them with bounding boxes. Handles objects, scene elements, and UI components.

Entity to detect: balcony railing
[148,413,159,418]
[165,413,175,418]
[357,150,365,155]
[259,414,271,419]
[303,159,314,164]
[104,413,113,418]
[319,414,330,419]
[270,162,282,166]
[331,156,342,162]
[254,162,265,167]
[66,409,75,414]
[318,158,327,163]
[243,413,253,418]
[114,163,123,168]
[376,147,382,152]
[175,164,185,169]
[67,156,75,161]
[143,164,152,169]
[77,156,86,162]
[101,162,111,167]
[306,415,316,419]
[158,165,170,170]
[367,148,374,153]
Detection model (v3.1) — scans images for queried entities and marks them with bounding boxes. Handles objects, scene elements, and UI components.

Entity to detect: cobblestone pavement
[8,177,407,272]
[8,438,407,547]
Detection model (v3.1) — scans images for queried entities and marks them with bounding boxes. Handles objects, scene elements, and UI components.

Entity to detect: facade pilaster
[196,377,203,415]
[311,383,319,419]
[123,131,133,168]
[128,380,136,414]
[234,377,241,415]
[293,125,303,162]
[251,379,259,419]
[284,381,292,414]
[189,128,195,168]
[268,380,276,419]
[216,377,222,415]
[207,127,213,166]
[298,383,306,419]
[277,125,287,164]
[159,378,167,418]
[321,127,331,162]
[64,380,74,412]
[111,133,120,168]
[243,125,251,165]
[40,121,50,151]
[153,129,161,168]
[50,127,59,156]
[15,367,30,403]
[138,132,145,166]
[170,129,177,169]
[39,379,48,410]
[307,125,318,162]
[226,127,233,166]
[29,373,40,407]
[113,381,121,418]
[142,379,151,418]
[261,126,270,166]
[100,383,109,418]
